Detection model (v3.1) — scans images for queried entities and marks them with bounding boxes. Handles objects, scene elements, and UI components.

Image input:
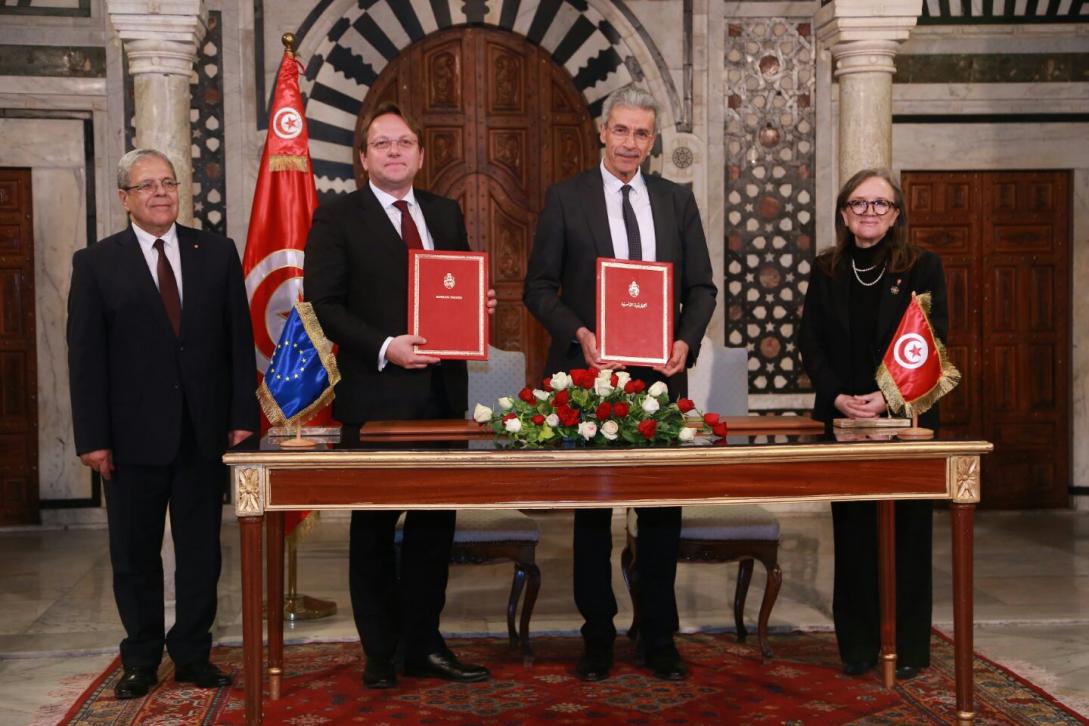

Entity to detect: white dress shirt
[132,221,183,304]
[369,182,435,370]
[600,162,657,262]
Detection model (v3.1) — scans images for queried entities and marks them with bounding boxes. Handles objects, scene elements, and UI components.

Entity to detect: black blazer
[798,248,948,427]
[523,169,717,391]
[303,186,469,423]
[67,224,258,465]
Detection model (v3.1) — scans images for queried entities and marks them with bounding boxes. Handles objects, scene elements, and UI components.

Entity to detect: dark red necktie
[392,199,424,249]
[153,238,182,336]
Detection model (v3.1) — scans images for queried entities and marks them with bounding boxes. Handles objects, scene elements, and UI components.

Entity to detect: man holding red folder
[304,102,493,689]
[524,86,717,681]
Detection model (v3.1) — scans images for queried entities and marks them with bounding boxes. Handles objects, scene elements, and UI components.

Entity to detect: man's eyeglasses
[123,178,180,195]
[368,137,419,152]
[607,125,654,143]
[844,198,896,216]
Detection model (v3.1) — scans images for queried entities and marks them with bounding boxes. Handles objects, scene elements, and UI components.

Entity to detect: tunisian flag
[875,292,961,419]
[242,48,327,535]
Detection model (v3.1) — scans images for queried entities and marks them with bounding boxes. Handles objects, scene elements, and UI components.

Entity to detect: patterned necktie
[153,238,181,336]
[621,184,643,261]
[392,199,423,249]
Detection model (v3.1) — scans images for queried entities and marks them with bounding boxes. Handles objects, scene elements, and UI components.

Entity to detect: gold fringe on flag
[257,302,341,429]
[268,154,309,172]
[875,292,961,419]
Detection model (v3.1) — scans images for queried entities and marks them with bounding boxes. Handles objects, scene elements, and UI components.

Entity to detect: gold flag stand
[897,413,934,440]
[264,530,337,622]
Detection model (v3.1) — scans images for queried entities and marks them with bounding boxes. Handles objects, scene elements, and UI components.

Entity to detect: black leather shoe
[115,665,158,699]
[404,650,490,683]
[363,659,397,689]
[174,660,232,688]
[575,648,613,682]
[896,665,921,680]
[842,659,877,676]
[646,645,688,681]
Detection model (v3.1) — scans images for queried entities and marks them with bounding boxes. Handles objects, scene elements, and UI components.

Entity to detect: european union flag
[258,302,340,427]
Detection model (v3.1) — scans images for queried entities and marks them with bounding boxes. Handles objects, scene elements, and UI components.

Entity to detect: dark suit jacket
[303,186,469,423]
[67,224,258,465]
[523,169,717,393]
[798,248,948,427]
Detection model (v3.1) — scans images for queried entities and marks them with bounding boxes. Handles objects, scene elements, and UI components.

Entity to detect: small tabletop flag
[258,302,340,428]
[876,291,960,418]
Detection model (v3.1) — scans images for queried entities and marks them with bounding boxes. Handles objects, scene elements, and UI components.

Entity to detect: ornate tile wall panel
[724,19,815,396]
[123,11,226,235]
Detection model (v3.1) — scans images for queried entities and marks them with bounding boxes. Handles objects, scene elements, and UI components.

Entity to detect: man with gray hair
[524,86,717,681]
[67,148,258,699]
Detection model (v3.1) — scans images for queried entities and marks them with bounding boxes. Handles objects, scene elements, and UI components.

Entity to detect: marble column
[108,1,207,225]
[816,0,921,183]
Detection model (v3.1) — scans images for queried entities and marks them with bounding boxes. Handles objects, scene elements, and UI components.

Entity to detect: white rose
[504,417,522,433]
[678,426,696,442]
[498,396,514,411]
[545,413,560,427]
[472,403,493,423]
[549,372,571,391]
[533,388,550,401]
[648,381,669,398]
[578,421,598,440]
[642,397,660,414]
[593,377,614,397]
[614,371,631,389]
[601,420,619,441]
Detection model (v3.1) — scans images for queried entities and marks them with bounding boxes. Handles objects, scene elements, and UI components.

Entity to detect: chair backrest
[685,339,749,416]
[466,346,527,418]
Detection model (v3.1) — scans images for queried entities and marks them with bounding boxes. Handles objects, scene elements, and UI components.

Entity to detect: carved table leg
[877,501,896,689]
[240,515,264,725]
[952,502,975,724]
[266,512,284,700]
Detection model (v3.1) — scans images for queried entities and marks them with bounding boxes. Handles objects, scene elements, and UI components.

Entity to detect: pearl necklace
[851,258,886,287]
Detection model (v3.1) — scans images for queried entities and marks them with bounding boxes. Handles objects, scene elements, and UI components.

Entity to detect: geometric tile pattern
[0,0,88,16]
[295,0,651,197]
[723,19,816,395]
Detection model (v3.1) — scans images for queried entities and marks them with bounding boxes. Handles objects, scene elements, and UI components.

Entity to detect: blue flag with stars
[257,302,339,427]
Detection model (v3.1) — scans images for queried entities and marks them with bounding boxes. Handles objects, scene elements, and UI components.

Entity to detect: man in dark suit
[524,86,717,682]
[304,101,492,689]
[67,148,258,699]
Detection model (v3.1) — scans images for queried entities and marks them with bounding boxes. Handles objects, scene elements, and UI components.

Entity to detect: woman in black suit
[799,168,949,680]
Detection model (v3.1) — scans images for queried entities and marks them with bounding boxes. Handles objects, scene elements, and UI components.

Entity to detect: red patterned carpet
[60,630,1087,725]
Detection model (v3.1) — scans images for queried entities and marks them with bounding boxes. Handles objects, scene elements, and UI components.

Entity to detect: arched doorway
[354,26,599,383]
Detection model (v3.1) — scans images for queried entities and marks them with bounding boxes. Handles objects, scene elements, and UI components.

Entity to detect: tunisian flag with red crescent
[875,291,960,419]
[242,48,330,535]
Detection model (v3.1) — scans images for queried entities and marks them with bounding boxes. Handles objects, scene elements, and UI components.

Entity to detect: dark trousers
[344,373,457,663]
[104,419,225,669]
[832,499,934,668]
[574,506,682,652]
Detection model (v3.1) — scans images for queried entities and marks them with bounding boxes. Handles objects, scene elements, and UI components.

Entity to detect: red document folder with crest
[407,250,489,360]
[596,257,673,366]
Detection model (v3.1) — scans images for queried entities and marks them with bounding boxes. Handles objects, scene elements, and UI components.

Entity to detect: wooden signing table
[224,417,991,725]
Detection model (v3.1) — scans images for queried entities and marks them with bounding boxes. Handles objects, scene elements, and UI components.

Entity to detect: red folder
[596,257,673,365]
[407,250,489,360]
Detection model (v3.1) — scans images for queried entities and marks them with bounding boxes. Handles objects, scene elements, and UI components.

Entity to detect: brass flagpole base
[284,593,337,621]
[897,426,934,440]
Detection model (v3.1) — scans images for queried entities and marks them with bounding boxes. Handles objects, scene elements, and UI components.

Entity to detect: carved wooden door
[903,171,1070,509]
[0,168,38,524]
[355,27,598,383]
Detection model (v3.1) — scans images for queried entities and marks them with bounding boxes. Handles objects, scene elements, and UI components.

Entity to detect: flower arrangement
[473,368,727,448]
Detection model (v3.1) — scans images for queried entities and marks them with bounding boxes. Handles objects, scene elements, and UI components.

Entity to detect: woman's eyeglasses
[844,199,895,216]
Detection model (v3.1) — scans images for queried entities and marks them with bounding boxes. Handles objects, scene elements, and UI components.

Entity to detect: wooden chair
[395,509,541,662]
[621,505,782,660]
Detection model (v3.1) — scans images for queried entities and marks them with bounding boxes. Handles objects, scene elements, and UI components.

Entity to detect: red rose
[532,414,546,425]
[711,422,728,437]
[678,398,695,413]
[595,402,612,420]
[611,373,619,387]
[503,412,517,421]
[560,408,580,427]
[703,412,720,425]
[578,370,595,389]
[624,379,645,394]
[554,389,570,407]
[612,402,630,418]
[519,387,535,404]
[638,419,657,439]
[542,378,553,392]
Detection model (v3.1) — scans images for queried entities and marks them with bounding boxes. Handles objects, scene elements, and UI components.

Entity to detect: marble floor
[1,508,1087,724]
